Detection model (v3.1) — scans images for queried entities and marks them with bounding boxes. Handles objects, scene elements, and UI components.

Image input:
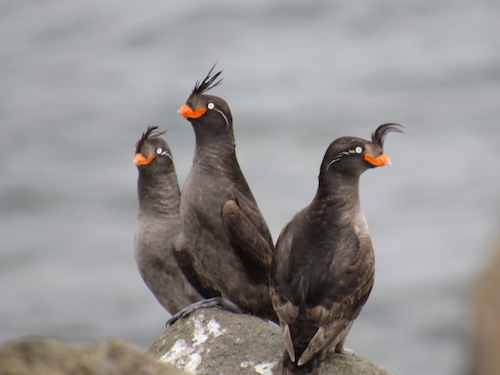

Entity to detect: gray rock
[469,238,500,375]
[0,338,186,375]
[148,308,393,375]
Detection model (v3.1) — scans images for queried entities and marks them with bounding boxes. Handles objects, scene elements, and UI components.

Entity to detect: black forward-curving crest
[189,64,223,99]
[135,125,167,153]
[371,123,404,147]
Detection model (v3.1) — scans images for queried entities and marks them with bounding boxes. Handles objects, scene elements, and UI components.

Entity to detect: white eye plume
[156,147,173,160]
[207,102,230,130]
[326,146,364,170]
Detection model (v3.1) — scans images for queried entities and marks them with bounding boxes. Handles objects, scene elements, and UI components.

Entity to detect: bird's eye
[207,103,215,110]
[156,148,164,155]
[355,147,363,153]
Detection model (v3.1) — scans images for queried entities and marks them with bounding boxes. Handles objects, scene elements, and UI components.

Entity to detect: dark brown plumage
[270,123,403,375]
[134,126,216,315]
[177,67,277,322]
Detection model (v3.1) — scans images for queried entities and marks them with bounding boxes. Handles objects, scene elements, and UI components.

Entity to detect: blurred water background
[1,1,500,374]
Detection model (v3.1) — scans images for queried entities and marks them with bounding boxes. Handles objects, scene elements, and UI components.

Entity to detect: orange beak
[177,104,207,119]
[134,153,155,166]
[364,154,391,167]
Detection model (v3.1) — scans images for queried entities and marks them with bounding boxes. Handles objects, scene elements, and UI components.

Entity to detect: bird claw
[166,297,244,327]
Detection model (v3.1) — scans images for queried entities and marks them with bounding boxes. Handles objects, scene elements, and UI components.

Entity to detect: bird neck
[137,170,181,217]
[192,130,239,171]
[313,172,362,221]
[190,115,235,146]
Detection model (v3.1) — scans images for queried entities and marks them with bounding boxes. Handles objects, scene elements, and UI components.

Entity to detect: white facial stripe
[326,147,363,170]
[326,158,341,170]
[215,109,230,129]
[156,147,173,161]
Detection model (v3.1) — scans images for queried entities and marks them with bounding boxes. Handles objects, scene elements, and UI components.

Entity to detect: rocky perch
[148,307,393,375]
[0,337,184,375]
[0,307,393,375]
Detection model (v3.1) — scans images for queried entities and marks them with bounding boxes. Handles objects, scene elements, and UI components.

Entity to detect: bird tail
[277,350,325,375]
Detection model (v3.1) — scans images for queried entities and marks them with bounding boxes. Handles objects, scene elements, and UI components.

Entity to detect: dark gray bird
[270,124,403,375]
[176,67,277,322]
[134,126,217,315]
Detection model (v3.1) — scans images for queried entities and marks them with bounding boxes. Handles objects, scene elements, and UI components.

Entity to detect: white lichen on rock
[254,361,277,375]
[158,313,230,374]
[240,361,253,368]
[159,339,201,374]
[192,314,227,347]
[159,339,194,364]
[207,318,227,338]
[184,353,202,374]
[192,314,209,347]
[150,308,394,375]
[240,360,276,374]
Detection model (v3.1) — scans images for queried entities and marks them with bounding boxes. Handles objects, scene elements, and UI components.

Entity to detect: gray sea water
[2,1,500,374]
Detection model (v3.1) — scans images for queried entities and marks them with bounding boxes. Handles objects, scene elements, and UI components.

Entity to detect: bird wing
[297,232,375,364]
[173,233,221,298]
[270,220,300,362]
[222,197,274,283]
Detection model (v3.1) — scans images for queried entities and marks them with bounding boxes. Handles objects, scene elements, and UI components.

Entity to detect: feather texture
[135,125,167,154]
[271,123,402,375]
[189,64,223,100]
[371,123,403,148]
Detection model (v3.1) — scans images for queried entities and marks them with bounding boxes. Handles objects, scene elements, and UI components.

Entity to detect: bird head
[134,126,174,168]
[177,65,233,136]
[321,123,404,178]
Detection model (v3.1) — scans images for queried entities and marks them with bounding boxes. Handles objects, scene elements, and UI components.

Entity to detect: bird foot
[166,297,244,327]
